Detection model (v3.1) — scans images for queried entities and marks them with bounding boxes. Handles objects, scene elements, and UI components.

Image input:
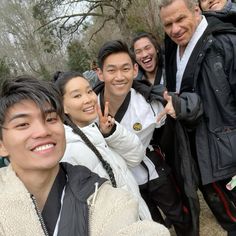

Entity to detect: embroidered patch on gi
[133,122,142,131]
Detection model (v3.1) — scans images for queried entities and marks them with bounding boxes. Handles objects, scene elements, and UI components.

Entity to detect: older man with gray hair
[158,0,236,235]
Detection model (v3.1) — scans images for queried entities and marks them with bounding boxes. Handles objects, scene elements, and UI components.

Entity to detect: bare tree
[79,0,165,59]
[33,0,134,42]
[0,0,67,78]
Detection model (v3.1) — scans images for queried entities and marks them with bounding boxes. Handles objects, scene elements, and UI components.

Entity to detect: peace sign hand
[97,101,115,135]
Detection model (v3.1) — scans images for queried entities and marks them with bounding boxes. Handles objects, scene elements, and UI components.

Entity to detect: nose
[83,93,92,104]
[115,70,124,80]
[171,23,181,36]
[139,49,148,58]
[31,120,51,139]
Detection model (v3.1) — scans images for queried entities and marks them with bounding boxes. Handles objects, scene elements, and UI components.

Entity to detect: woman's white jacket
[62,121,152,220]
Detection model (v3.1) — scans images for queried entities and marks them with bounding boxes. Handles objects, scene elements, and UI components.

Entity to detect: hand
[97,101,115,135]
[157,91,176,123]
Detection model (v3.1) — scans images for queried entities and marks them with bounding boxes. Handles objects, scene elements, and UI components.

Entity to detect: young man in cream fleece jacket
[0,76,170,236]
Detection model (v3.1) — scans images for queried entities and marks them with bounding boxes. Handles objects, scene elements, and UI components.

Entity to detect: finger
[157,110,167,123]
[163,91,172,102]
[108,116,115,125]
[104,101,109,117]
[96,104,103,120]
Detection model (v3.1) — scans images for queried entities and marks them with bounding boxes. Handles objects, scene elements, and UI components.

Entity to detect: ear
[194,5,202,17]
[133,63,139,78]
[0,141,9,157]
[97,68,104,82]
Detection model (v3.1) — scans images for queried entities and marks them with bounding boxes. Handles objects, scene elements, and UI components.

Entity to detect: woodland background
[0,0,164,81]
[0,1,234,235]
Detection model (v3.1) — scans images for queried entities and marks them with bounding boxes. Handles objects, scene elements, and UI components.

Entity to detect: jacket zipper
[31,194,49,236]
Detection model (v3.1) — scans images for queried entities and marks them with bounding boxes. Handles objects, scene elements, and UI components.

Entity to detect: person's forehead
[160,1,191,23]
[4,100,51,121]
[134,37,153,49]
[103,52,133,66]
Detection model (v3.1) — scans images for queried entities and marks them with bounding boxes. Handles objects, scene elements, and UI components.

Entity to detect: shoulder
[115,220,170,236]
[89,183,138,235]
[0,165,26,194]
[0,166,45,235]
[130,88,149,104]
[90,183,170,236]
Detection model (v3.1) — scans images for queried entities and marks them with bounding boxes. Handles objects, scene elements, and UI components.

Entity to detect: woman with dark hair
[54,71,153,220]
[199,0,236,25]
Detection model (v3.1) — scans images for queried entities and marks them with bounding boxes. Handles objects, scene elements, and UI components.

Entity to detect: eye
[123,67,130,72]
[73,94,81,98]
[177,17,184,23]
[135,49,141,55]
[46,112,59,123]
[15,123,29,129]
[145,45,152,51]
[88,89,93,94]
[107,69,115,73]
[164,23,171,28]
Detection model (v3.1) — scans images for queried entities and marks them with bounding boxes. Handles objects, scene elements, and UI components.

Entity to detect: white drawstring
[91,182,99,206]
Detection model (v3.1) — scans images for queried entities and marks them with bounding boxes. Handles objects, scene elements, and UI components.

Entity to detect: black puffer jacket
[57,163,106,236]
[165,16,236,184]
[203,1,236,26]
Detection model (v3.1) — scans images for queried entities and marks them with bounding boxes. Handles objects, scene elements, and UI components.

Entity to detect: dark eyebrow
[8,108,57,122]
[44,108,57,114]
[8,113,29,122]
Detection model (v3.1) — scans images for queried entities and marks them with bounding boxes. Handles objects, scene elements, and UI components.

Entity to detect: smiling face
[199,0,227,11]
[0,100,65,174]
[63,76,98,127]
[133,37,158,73]
[160,0,201,49]
[98,52,138,100]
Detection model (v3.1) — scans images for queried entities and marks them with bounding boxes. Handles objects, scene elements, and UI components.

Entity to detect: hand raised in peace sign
[97,101,115,135]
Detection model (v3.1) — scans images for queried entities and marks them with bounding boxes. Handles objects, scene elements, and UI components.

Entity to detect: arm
[172,92,203,123]
[105,122,145,167]
[97,101,145,167]
[157,91,203,127]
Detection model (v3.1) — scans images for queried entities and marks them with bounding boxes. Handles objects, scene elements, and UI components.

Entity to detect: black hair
[53,71,117,187]
[53,70,84,96]
[130,32,164,70]
[97,40,136,70]
[0,75,64,139]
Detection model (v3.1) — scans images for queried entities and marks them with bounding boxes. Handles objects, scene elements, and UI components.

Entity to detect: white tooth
[84,107,94,112]
[143,59,151,63]
[34,144,53,151]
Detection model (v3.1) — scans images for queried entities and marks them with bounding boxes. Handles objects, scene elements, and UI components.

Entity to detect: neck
[178,16,203,59]
[179,46,186,59]
[103,90,126,117]
[14,165,59,211]
[145,67,158,85]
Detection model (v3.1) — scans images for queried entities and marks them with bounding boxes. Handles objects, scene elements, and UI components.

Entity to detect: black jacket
[44,163,106,236]
[165,16,236,184]
[203,1,236,27]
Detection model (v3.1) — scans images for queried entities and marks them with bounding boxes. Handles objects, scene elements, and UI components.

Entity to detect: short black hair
[0,76,64,139]
[97,40,136,70]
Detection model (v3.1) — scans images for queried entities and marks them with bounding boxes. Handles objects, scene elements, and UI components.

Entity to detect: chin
[87,114,97,121]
